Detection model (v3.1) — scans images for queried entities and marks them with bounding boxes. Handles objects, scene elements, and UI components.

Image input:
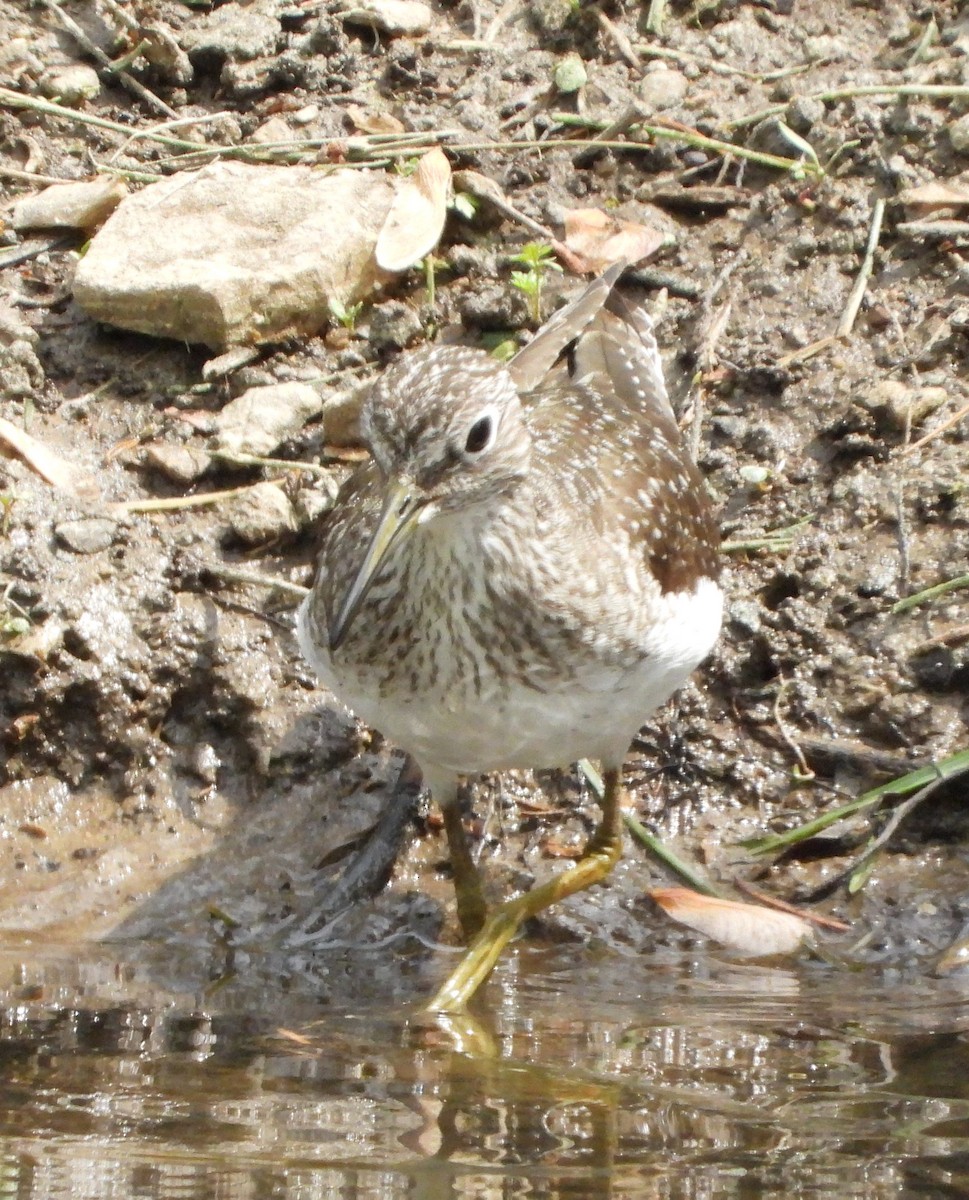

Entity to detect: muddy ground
[0,0,967,1000]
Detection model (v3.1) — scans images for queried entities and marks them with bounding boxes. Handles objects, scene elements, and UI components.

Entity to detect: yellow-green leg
[440,791,489,939]
[424,766,624,1014]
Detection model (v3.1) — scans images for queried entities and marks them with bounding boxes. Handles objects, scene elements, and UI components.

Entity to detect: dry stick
[106,111,236,164]
[210,450,332,476]
[729,83,969,130]
[0,166,78,186]
[902,397,969,455]
[837,198,885,337]
[0,87,206,154]
[636,43,818,84]
[733,879,851,932]
[206,565,308,600]
[595,10,642,73]
[113,484,262,514]
[45,1,176,119]
[773,676,815,781]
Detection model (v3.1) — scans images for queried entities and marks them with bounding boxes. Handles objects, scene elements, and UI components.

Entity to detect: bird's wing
[508,260,626,393]
[571,298,677,427]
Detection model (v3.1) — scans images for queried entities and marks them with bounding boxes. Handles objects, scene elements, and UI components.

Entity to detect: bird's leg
[439,789,489,939]
[424,766,624,1014]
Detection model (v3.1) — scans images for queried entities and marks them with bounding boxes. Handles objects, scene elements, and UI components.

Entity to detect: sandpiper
[298,263,722,1011]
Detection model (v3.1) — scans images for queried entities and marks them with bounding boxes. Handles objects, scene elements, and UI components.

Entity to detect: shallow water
[2,940,969,1200]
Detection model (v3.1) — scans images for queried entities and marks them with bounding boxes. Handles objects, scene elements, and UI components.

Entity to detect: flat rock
[55,517,117,555]
[340,0,432,36]
[181,0,281,61]
[213,381,322,456]
[73,162,395,350]
[224,481,297,544]
[13,178,128,233]
[144,443,211,483]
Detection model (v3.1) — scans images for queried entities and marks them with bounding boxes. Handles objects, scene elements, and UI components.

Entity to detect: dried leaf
[346,105,406,136]
[0,417,99,502]
[649,887,814,956]
[376,146,451,272]
[563,208,664,275]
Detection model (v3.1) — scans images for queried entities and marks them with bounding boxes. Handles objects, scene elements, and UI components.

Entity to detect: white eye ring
[463,406,500,457]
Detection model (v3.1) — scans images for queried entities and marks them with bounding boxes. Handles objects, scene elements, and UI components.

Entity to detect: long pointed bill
[328,479,422,651]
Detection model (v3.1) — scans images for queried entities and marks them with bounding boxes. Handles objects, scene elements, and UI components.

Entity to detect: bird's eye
[464,414,494,455]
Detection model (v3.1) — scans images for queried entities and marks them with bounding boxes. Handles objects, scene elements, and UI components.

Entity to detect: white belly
[297,576,722,776]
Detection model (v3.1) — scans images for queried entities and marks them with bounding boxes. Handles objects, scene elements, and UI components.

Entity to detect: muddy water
[2,941,968,1199]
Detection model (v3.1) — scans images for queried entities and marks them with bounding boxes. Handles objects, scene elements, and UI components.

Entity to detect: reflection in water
[1,944,969,1198]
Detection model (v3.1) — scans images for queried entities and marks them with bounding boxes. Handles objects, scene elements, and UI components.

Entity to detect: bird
[297,262,722,1012]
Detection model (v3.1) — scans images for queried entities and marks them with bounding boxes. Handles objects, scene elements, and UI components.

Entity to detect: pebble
[12,178,128,233]
[860,380,947,430]
[949,113,969,153]
[39,64,101,104]
[339,0,432,37]
[55,518,117,555]
[639,65,688,112]
[368,300,423,350]
[213,381,322,457]
[224,482,297,544]
[181,1,282,61]
[144,443,211,484]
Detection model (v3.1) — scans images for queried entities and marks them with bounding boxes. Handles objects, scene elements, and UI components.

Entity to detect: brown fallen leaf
[376,146,451,272]
[0,417,99,502]
[346,105,406,136]
[563,207,664,275]
[649,887,815,956]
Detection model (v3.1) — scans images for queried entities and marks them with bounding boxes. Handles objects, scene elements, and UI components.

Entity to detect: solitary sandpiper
[298,262,722,1011]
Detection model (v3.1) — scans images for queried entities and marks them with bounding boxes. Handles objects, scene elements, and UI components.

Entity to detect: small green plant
[329,297,363,332]
[510,242,562,324]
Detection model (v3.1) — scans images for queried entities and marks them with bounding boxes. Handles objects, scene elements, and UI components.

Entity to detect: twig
[733,878,850,932]
[107,111,236,164]
[595,10,642,73]
[729,84,969,131]
[645,0,667,36]
[0,166,78,186]
[741,749,969,856]
[891,573,969,614]
[843,772,958,894]
[45,1,177,118]
[837,198,885,337]
[206,564,309,600]
[210,450,332,476]
[902,398,969,455]
[112,484,262,514]
[635,43,817,84]
[773,676,815,781]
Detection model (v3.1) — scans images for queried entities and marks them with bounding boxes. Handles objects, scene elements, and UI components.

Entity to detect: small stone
[728,599,762,635]
[949,113,969,153]
[339,0,432,37]
[181,1,282,61]
[213,382,322,457]
[251,115,298,145]
[785,96,825,135]
[39,63,101,104]
[294,477,340,529]
[368,300,423,350]
[13,178,128,233]
[224,482,297,544]
[639,65,688,112]
[320,384,367,446]
[144,443,212,483]
[554,54,587,95]
[860,380,947,430]
[55,518,117,555]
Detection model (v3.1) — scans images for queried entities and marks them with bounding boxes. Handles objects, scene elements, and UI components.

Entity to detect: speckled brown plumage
[297,265,722,998]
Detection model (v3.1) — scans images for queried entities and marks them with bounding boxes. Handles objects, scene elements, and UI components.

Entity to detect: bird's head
[328,344,530,650]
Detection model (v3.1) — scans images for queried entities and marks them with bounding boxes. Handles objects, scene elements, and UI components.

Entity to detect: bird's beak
[328,478,423,651]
